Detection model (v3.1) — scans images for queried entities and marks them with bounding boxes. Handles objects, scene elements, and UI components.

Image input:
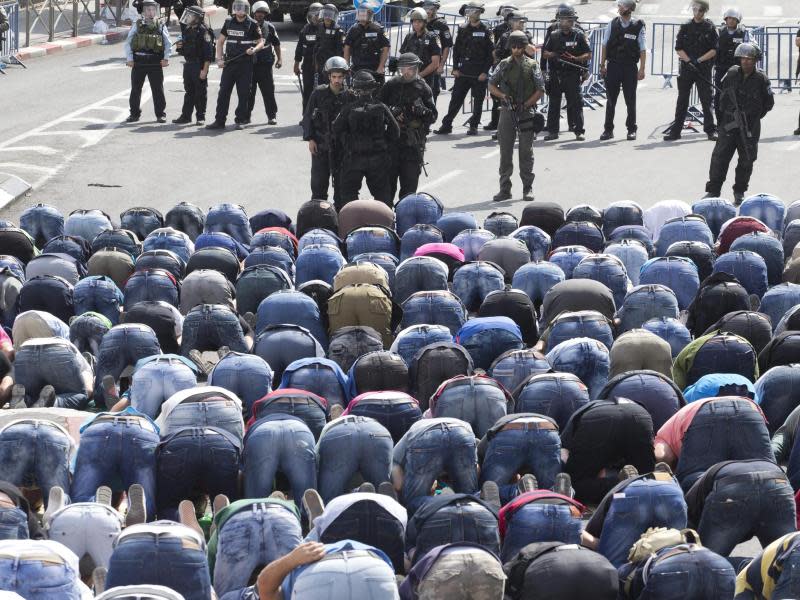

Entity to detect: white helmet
[723,8,742,22]
[252,1,270,14]
[408,7,427,21]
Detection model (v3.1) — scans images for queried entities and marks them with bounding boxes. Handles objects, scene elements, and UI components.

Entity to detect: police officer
[314,4,345,84]
[173,5,214,126]
[423,0,452,102]
[489,30,544,202]
[495,11,535,61]
[379,52,437,201]
[333,70,400,207]
[434,1,494,136]
[124,0,171,123]
[206,0,264,130]
[343,6,390,85]
[715,8,748,125]
[400,8,441,89]
[599,0,646,141]
[542,4,590,141]
[247,1,281,125]
[302,56,354,207]
[664,0,719,141]
[295,2,323,112]
[484,4,518,131]
[704,43,773,205]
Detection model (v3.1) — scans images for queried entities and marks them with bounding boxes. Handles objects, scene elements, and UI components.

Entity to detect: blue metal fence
[0,1,24,73]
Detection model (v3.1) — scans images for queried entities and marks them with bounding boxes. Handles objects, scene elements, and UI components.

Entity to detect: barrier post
[72,0,78,37]
[48,0,54,41]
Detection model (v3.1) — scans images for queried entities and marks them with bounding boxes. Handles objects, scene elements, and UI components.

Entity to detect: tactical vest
[223,16,256,59]
[454,22,491,73]
[606,17,644,63]
[496,29,531,62]
[314,24,342,67]
[347,101,387,153]
[679,18,717,59]
[401,31,435,67]
[254,21,275,65]
[717,26,746,70]
[547,28,583,71]
[349,23,384,70]
[131,21,165,65]
[180,23,211,62]
[313,87,352,144]
[428,18,452,48]
[299,23,317,63]
[498,56,537,103]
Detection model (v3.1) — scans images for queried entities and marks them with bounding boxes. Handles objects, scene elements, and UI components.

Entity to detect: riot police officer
[489,30,544,202]
[704,43,773,205]
[247,1,281,125]
[173,6,212,126]
[124,0,171,123]
[379,52,437,201]
[423,0,452,102]
[314,4,345,84]
[495,11,535,60]
[434,1,494,136]
[715,8,748,125]
[484,4,518,131]
[206,0,264,130]
[295,3,323,112]
[664,0,718,141]
[542,4,590,141]
[302,57,355,207]
[599,0,646,141]
[343,6,390,85]
[333,70,400,207]
[400,8,441,90]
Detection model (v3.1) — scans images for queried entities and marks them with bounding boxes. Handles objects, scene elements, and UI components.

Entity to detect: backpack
[628,526,701,564]
[327,325,384,372]
[165,202,205,241]
[235,265,293,316]
[186,247,242,282]
[348,350,409,397]
[91,228,141,258]
[0,227,38,264]
[410,342,474,411]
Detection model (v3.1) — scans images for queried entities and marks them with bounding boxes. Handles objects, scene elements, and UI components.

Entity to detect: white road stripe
[0,163,57,174]
[418,169,464,191]
[481,148,500,159]
[0,146,61,155]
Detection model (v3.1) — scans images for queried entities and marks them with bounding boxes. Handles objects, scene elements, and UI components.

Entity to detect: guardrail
[0,1,25,72]
[23,0,102,45]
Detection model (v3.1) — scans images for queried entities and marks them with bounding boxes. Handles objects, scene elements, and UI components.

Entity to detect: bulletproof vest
[455,22,491,69]
[721,67,770,121]
[180,23,211,62]
[717,26,746,69]
[254,21,275,64]
[299,23,317,62]
[314,87,352,143]
[131,21,165,64]
[492,22,509,44]
[547,28,582,71]
[679,18,717,59]
[401,31,435,66]
[350,22,384,70]
[223,16,256,59]
[346,101,387,153]
[606,17,644,63]
[499,56,537,103]
[314,24,342,65]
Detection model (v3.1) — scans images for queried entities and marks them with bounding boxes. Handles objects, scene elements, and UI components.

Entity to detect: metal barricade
[650,22,680,87]
[752,26,797,92]
[0,0,26,72]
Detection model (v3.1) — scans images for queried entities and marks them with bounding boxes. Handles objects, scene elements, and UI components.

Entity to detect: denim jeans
[401,291,467,336]
[756,365,800,436]
[481,424,561,503]
[436,212,478,242]
[346,393,423,443]
[123,270,179,310]
[692,197,737,239]
[210,352,273,418]
[548,246,592,279]
[639,256,700,310]
[485,211,519,236]
[255,290,327,348]
[64,209,112,242]
[501,503,582,563]
[195,232,249,261]
[616,284,679,333]
[508,226,550,262]
[316,416,393,502]
[48,503,123,570]
[664,240,715,281]
[545,311,614,354]
[294,244,346,286]
[286,550,398,599]
[600,372,682,431]
[243,418,317,509]
[607,224,655,255]
[92,229,141,258]
[297,229,340,254]
[279,360,348,408]
[95,324,162,398]
[395,193,444,236]
[250,230,296,256]
[394,257,449,305]
[143,229,194,264]
[180,304,250,356]
[410,500,500,563]
[0,543,85,599]
[785,221,800,257]
[597,478,687,567]
[452,262,505,312]
[121,207,164,241]
[605,241,649,286]
[244,246,295,280]
[739,193,786,233]
[458,327,524,373]
[161,399,245,441]
[166,202,205,241]
[157,427,240,521]
[391,325,452,366]
[20,204,64,248]
[0,507,29,540]
[346,227,399,259]
[654,218,714,256]
[205,203,253,245]
[253,326,326,384]
[511,261,565,308]
[552,222,605,253]
[253,396,327,440]
[515,373,590,431]
[731,232,785,287]
[686,335,757,388]
[14,339,93,409]
[129,357,198,418]
[572,255,630,309]
[431,379,509,439]
[602,202,643,237]
[400,225,444,261]
[72,417,159,516]
[106,530,212,600]
[713,250,769,299]
[74,276,123,325]
[642,317,692,358]
[0,421,71,508]
[546,338,609,400]
[760,283,800,332]
[452,229,496,262]
[350,253,398,290]
[214,504,302,596]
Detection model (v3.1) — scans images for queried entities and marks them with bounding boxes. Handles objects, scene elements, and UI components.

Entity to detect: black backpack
[686,272,750,336]
[186,247,242,282]
[350,351,409,395]
[296,199,339,239]
[135,249,186,280]
[479,287,539,346]
[327,325,383,372]
[704,310,772,355]
[409,342,474,411]
[17,274,74,324]
[0,227,37,264]
[235,265,293,316]
[520,202,565,237]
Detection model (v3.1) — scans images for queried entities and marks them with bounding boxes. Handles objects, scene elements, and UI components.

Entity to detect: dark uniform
[714,24,747,123]
[399,30,442,89]
[302,85,355,206]
[603,17,645,135]
[543,26,590,136]
[295,23,319,110]
[127,18,170,120]
[379,74,437,201]
[333,93,401,207]
[248,20,280,122]
[343,21,391,83]
[215,16,262,125]
[314,23,345,82]
[427,16,453,100]
[437,20,494,131]
[542,20,585,131]
[705,64,773,198]
[666,17,719,137]
[176,21,214,122]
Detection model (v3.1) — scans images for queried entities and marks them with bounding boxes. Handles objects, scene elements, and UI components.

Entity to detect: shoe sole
[93,567,108,595]
[357,482,375,494]
[9,385,26,409]
[44,486,65,523]
[302,489,325,525]
[378,481,397,501]
[126,484,147,527]
[95,485,113,507]
[101,375,118,410]
[178,499,204,537]
[212,493,230,516]
[481,481,501,508]
[553,473,572,497]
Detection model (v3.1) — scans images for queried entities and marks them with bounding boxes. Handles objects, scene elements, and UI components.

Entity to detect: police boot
[205,121,226,130]
[125,114,140,123]
[543,132,559,141]
[483,120,498,131]
[663,131,681,141]
[522,188,534,202]
[599,130,613,141]
[172,116,192,124]
[434,123,452,134]
[794,126,800,135]
[493,190,512,202]
[733,190,745,206]
[466,126,478,136]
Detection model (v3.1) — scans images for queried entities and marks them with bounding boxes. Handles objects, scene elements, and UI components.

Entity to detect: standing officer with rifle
[400,8,441,90]
[295,3,323,112]
[343,6,391,86]
[714,8,748,126]
[488,30,544,202]
[379,52,437,201]
[423,0,453,102]
[703,43,773,205]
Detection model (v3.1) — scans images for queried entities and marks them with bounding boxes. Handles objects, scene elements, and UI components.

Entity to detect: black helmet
[352,69,378,91]
[398,52,422,68]
[555,3,576,19]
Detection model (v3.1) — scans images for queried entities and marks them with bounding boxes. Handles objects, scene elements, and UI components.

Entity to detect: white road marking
[0,146,61,155]
[79,63,128,72]
[787,141,800,152]
[0,162,57,174]
[481,148,500,159]
[418,169,464,191]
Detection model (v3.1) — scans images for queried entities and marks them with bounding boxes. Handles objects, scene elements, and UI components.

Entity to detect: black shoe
[357,482,375,493]
[627,130,637,141]
[492,190,512,202]
[8,384,26,409]
[378,482,397,501]
[205,121,225,130]
[235,122,245,130]
[466,127,478,136]
[172,116,191,124]
[522,188,534,202]
[483,122,498,131]
[125,114,140,123]
[663,132,681,141]
[707,131,718,141]
[491,132,498,141]
[599,130,613,141]
[543,133,559,141]
[795,127,800,136]
[733,191,745,206]
[241,119,251,125]
[434,125,452,135]
[268,118,277,125]
[156,115,167,123]
[196,118,205,126]
[574,132,585,141]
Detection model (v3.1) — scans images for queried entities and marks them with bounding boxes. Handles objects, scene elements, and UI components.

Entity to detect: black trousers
[431,73,442,102]
[248,62,277,120]
[214,59,253,124]
[389,144,423,202]
[668,62,716,136]
[603,61,638,133]
[300,64,316,113]
[310,145,341,207]
[545,70,583,135]
[440,75,487,129]
[129,64,166,118]
[705,121,760,196]
[339,152,393,208]
[180,62,208,120]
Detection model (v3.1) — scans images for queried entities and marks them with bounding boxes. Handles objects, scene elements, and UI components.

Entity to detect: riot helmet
[179,3,203,24]
[308,2,323,23]
[398,52,421,80]
[231,0,249,16]
[142,0,159,22]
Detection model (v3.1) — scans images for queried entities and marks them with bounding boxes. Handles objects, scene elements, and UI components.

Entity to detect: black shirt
[221,16,262,59]
[452,21,494,77]
[295,22,318,65]
[428,17,453,50]
[543,27,590,72]
[674,18,718,61]
[302,85,355,143]
[344,22,390,71]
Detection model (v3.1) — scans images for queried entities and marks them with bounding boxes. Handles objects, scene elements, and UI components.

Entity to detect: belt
[92,415,157,433]
[270,397,312,405]
[714,470,786,489]
[320,550,377,561]
[0,549,67,565]
[501,420,557,432]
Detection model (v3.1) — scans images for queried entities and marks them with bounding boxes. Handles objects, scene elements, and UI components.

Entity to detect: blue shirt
[602,16,647,52]
[683,373,759,404]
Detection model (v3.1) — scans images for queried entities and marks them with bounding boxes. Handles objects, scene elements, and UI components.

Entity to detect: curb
[15,4,222,61]
[0,173,32,210]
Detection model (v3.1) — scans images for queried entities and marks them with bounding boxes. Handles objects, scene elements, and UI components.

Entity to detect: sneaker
[733,190,745,206]
[189,349,211,375]
[357,482,375,493]
[235,122,244,130]
[125,114,140,123]
[483,121,498,131]
[8,384,26,409]
[196,118,205,126]
[543,133,559,141]
[481,480,501,509]
[303,489,325,526]
[654,462,673,476]
[627,130,637,141]
[553,473,572,497]
[522,188,534,202]
[492,190,512,202]
[178,499,204,536]
[707,131,718,141]
[157,115,167,123]
[102,375,119,410]
[172,116,191,124]
[217,346,230,360]
[466,127,478,136]
[434,125,452,135]
[93,567,108,595]
[205,121,225,130]
[213,494,230,517]
[378,481,397,501]
[574,132,585,141]
[126,483,147,527]
[269,491,288,500]
[268,118,277,125]
[330,404,345,419]
[32,385,55,408]
[517,474,538,494]
[95,485,113,507]
[599,130,613,141]
[619,465,639,481]
[82,351,96,371]
[439,486,454,495]
[44,486,66,524]
[663,132,681,141]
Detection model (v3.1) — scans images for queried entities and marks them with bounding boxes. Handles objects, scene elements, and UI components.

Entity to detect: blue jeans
[253,326,325,384]
[255,291,327,349]
[69,312,111,357]
[436,212,478,242]
[785,222,800,257]
[511,261,565,308]
[161,399,244,441]
[400,224,444,261]
[692,197,736,239]
[616,284,679,333]
[410,500,500,564]
[205,203,253,246]
[731,232,785,286]
[713,250,769,298]
[432,380,509,439]
[74,276,123,325]
[642,316,692,358]
[597,478,687,567]
[602,202,643,237]
[250,230,296,256]
[756,365,800,436]
[0,549,84,599]
[510,226,550,262]
[452,262,505,312]
[572,256,630,309]
[210,352,273,418]
[548,247,592,279]
[394,258,449,305]
[0,421,71,508]
[607,224,654,255]
[317,416,393,502]
[14,339,93,409]
[552,222,604,253]
[123,270,179,309]
[546,338,609,400]
[279,362,348,408]
[401,421,479,513]
[545,312,614,354]
[195,232,249,261]
[294,245,346,286]
[600,371,682,431]
[165,202,205,241]
[484,211,519,237]
[346,227,399,259]
[244,246,295,280]
[181,304,250,356]
[157,428,240,521]
[391,325,452,366]
[489,349,550,393]
[0,507,29,540]
[606,241,649,286]
[395,194,443,236]
[129,357,198,418]
[451,229,496,262]
[501,503,582,563]
[20,203,64,248]
[459,328,524,372]
[243,418,317,510]
[349,253,398,290]
[639,257,700,310]
[64,209,112,242]
[515,373,590,431]
[400,291,466,336]
[214,505,302,596]
[739,193,785,233]
[480,424,561,503]
[297,228,341,253]
[687,335,757,388]
[106,532,212,600]
[92,229,141,258]
[142,230,194,264]
[121,207,164,241]
[347,394,423,443]
[654,219,714,256]
[95,324,162,399]
[760,283,800,332]
[253,397,327,440]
